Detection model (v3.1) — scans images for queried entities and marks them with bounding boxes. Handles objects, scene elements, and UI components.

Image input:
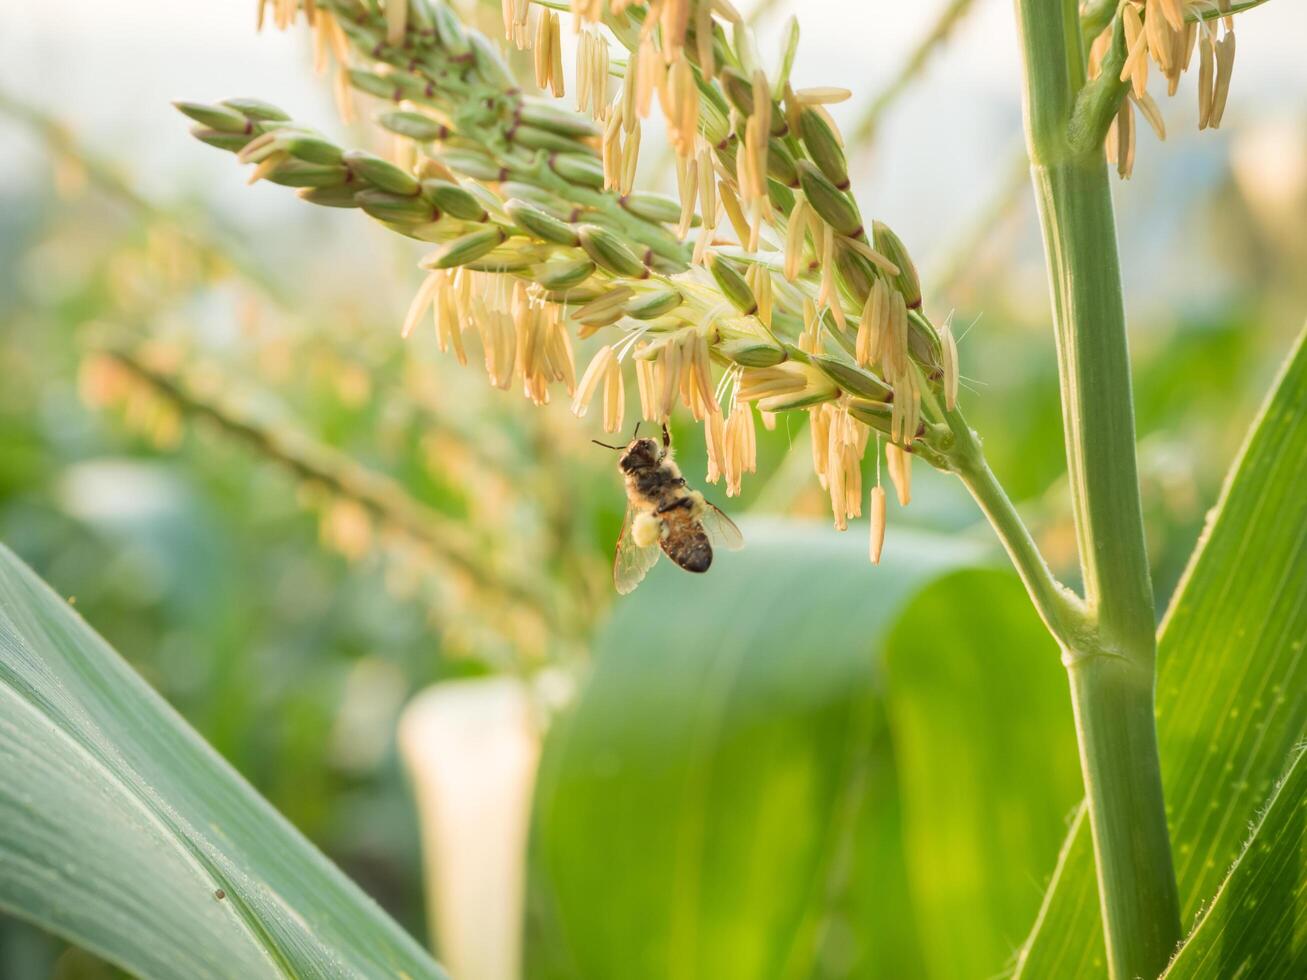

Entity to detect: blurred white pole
[398,676,543,980]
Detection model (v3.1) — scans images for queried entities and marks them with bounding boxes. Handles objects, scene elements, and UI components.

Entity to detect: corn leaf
[1163,744,1306,978]
[1015,326,1307,977]
[811,708,930,980]
[0,542,445,979]
[525,520,985,980]
[882,567,1083,980]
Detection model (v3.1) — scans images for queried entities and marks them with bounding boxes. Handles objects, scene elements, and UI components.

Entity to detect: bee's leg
[661,423,671,451]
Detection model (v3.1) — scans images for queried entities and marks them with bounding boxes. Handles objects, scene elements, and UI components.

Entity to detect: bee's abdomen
[662,526,713,573]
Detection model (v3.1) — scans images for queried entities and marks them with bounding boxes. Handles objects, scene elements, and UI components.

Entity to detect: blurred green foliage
[527,523,982,979]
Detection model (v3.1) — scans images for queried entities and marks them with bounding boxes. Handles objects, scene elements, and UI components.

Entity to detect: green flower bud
[797,160,862,238]
[264,161,351,189]
[331,14,381,52]
[517,101,602,139]
[174,101,248,134]
[421,180,488,222]
[499,182,577,219]
[505,199,579,245]
[464,246,541,272]
[347,68,400,102]
[431,2,471,56]
[219,98,289,122]
[798,108,850,191]
[534,258,596,290]
[846,399,894,434]
[577,225,648,278]
[298,185,362,209]
[378,111,447,142]
[907,313,943,371]
[357,189,439,224]
[620,192,682,224]
[767,178,796,214]
[648,253,693,277]
[342,150,419,195]
[439,150,507,182]
[757,388,837,413]
[544,286,604,305]
[405,0,435,32]
[281,134,343,166]
[467,34,512,89]
[708,254,758,315]
[720,67,755,117]
[719,339,787,368]
[871,221,922,309]
[469,34,514,89]
[549,153,605,189]
[809,354,893,401]
[696,82,732,145]
[766,138,799,186]
[509,124,590,154]
[835,244,876,307]
[423,227,508,269]
[190,127,254,153]
[714,140,739,175]
[697,70,731,118]
[626,288,684,320]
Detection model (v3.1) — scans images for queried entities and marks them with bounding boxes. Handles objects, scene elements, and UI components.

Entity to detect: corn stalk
[1012,1,1181,976]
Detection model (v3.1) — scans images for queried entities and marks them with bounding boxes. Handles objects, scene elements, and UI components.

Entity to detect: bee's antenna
[661,423,671,450]
[632,421,643,439]
[592,439,625,451]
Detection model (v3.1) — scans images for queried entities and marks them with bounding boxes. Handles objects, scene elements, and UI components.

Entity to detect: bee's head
[619,437,661,472]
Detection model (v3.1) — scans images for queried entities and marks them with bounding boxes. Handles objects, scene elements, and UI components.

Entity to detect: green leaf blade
[1016,326,1307,977]
[884,568,1083,980]
[1164,745,1306,978]
[0,542,445,980]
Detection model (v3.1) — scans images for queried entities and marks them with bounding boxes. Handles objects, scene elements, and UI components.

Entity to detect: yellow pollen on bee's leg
[633,511,661,548]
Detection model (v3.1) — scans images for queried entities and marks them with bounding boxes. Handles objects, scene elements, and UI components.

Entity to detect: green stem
[1031,159,1157,645]
[1064,654,1179,976]
[1011,2,1181,977]
[948,425,1089,651]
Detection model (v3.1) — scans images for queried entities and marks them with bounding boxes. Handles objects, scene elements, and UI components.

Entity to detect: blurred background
[1,0,1304,977]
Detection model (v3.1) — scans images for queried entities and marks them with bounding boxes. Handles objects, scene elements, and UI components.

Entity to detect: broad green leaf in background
[526,520,985,980]
[0,543,445,979]
[811,710,928,980]
[883,568,1082,980]
[1163,745,1305,978]
[1015,326,1307,977]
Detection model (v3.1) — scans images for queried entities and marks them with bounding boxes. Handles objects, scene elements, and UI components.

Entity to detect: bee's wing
[613,506,661,594]
[700,500,744,551]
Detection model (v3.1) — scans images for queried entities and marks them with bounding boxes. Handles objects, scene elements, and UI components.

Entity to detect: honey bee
[596,424,744,594]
